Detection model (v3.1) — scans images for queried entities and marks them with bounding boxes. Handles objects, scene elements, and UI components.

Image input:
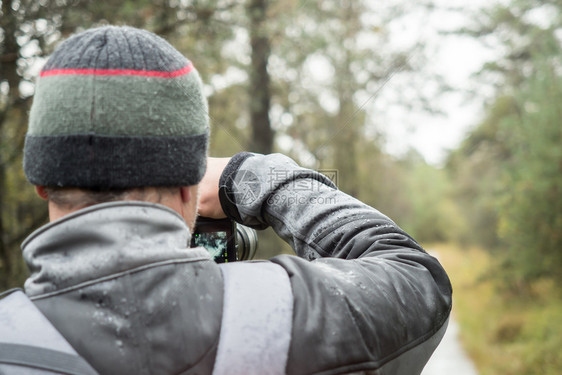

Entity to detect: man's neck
[45,186,199,233]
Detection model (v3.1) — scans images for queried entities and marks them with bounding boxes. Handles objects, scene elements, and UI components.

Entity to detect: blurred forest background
[1,0,561,374]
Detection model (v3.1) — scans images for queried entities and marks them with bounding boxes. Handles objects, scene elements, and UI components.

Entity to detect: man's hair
[45,186,179,211]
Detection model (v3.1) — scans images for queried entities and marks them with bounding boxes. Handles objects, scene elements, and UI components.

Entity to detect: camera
[191,217,258,263]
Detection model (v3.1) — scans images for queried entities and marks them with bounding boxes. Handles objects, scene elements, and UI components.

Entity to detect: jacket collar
[22,202,211,297]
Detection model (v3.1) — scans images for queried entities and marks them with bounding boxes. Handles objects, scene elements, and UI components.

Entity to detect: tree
[495,65,562,285]
[447,95,517,248]
[459,0,562,93]
[247,0,273,154]
[0,0,238,288]
[1,0,55,288]
[449,0,562,287]
[269,0,425,197]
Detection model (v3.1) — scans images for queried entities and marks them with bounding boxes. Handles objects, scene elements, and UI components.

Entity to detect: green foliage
[495,65,562,285]
[359,150,466,245]
[0,108,47,289]
[461,0,562,90]
[444,2,562,368]
[447,95,517,248]
[437,244,562,375]
[448,0,562,289]
[400,156,467,243]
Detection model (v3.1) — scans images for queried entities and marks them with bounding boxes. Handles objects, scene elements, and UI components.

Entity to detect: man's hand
[197,157,230,219]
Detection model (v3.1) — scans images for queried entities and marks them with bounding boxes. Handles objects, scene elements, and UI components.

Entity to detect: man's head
[23,26,209,225]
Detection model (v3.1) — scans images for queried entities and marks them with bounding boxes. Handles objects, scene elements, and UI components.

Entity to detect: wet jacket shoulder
[219,152,453,375]
[22,203,223,375]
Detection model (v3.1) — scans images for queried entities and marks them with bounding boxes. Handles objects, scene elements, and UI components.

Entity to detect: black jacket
[22,153,452,374]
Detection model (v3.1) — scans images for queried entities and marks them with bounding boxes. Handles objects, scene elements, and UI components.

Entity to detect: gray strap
[0,343,98,375]
[0,290,98,374]
[213,262,293,375]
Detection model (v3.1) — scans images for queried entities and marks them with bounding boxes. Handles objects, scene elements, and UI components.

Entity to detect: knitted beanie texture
[24,26,209,188]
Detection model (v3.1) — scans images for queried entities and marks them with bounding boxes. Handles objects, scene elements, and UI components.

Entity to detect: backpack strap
[213,262,293,375]
[0,289,98,375]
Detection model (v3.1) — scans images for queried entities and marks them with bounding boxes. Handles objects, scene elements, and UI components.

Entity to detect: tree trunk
[0,0,21,288]
[247,0,274,154]
[332,2,360,197]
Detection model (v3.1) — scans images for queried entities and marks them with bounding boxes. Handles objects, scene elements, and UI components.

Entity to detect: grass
[427,243,562,375]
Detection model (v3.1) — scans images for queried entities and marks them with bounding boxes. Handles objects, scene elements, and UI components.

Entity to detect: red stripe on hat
[40,63,194,78]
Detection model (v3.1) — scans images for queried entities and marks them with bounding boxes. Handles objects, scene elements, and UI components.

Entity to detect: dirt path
[422,250,479,375]
[421,315,478,375]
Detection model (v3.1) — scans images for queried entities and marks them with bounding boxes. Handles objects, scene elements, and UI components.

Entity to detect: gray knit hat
[24,26,209,188]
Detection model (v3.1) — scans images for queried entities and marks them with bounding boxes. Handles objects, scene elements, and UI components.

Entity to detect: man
[8,26,451,374]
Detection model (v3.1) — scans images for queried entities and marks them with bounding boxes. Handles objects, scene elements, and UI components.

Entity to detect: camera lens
[235,224,258,260]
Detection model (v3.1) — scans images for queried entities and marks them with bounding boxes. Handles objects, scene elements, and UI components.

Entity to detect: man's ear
[180,186,192,204]
[35,186,48,200]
